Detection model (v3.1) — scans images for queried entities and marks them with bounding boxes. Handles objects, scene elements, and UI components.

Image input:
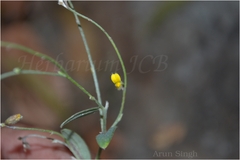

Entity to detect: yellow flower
[111,73,123,90]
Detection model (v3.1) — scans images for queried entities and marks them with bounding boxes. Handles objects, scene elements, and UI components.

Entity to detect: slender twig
[1,41,104,108]
[68,1,102,106]
[1,41,67,75]
[64,73,103,108]
[1,69,61,80]
[64,7,127,127]
[67,1,105,133]
[95,147,102,159]
[19,134,68,148]
[5,125,64,138]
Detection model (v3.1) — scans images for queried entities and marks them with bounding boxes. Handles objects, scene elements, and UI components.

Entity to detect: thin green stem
[68,1,102,106]
[1,41,67,75]
[68,1,105,133]
[95,147,102,159]
[1,41,104,109]
[0,69,105,110]
[5,125,64,139]
[64,74,103,108]
[1,69,61,80]
[65,7,127,127]
[0,69,103,109]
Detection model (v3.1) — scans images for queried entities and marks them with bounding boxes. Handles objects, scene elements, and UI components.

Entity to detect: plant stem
[5,125,64,139]
[68,1,105,134]
[95,147,102,159]
[68,1,102,106]
[19,134,68,147]
[1,41,67,74]
[1,69,61,80]
[65,74,103,108]
[65,7,127,127]
[1,41,104,110]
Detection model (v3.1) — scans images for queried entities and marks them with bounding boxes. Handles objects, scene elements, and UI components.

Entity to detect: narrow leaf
[61,128,91,159]
[60,107,99,128]
[96,126,117,149]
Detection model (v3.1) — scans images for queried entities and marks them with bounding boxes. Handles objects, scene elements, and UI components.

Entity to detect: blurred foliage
[147,1,187,32]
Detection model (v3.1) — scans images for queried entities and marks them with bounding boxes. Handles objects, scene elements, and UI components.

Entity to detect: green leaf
[96,126,117,149]
[61,128,91,159]
[60,107,99,128]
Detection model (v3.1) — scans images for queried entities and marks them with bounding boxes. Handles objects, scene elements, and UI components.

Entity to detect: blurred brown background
[1,1,239,159]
